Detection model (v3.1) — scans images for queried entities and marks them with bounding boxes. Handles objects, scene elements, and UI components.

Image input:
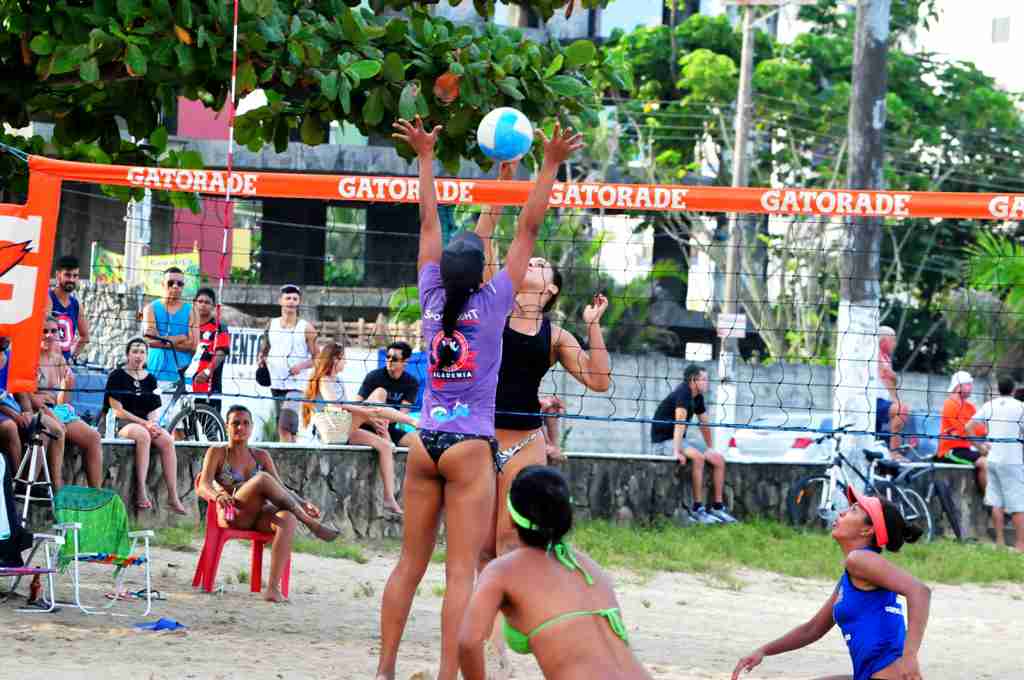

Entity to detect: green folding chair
[53,486,155,616]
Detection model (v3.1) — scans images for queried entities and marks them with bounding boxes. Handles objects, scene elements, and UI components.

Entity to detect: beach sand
[0,539,1018,679]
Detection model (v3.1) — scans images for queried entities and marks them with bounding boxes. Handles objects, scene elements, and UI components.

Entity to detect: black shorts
[360,422,411,447]
[945,447,982,465]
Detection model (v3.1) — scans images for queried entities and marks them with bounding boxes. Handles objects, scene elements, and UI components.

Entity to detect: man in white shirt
[968,376,1024,551]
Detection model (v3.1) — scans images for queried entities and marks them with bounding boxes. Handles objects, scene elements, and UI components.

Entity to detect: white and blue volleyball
[477,107,534,162]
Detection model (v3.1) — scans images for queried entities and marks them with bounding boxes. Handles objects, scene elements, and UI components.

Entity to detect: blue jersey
[49,290,81,360]
[833,554,906,680]
[146,301,194,382]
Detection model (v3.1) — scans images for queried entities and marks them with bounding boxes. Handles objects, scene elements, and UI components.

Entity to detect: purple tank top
[418,263,514,436]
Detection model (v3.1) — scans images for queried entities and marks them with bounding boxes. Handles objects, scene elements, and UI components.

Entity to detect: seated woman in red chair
[197,404,340,602]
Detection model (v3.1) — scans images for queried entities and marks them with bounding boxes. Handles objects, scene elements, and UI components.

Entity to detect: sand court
[0,540,1019,679]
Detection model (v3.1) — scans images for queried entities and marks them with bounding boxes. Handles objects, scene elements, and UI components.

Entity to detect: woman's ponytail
[438,285,473,369]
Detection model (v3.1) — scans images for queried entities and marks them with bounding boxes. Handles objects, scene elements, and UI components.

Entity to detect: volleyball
[477,107,534,161]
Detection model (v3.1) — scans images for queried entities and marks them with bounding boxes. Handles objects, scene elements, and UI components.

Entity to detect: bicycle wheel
[876,482,934,543]
[933,480,964,541]
[169,404,226,443]
[787,475,849,530]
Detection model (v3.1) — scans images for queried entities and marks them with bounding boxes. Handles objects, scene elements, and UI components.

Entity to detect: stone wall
[74,280,145,368]
[43,442,988,542]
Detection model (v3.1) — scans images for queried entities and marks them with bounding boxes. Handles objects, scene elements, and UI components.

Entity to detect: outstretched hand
[582,293,609,325]
[497,159,519,180]
[538,121,584,167]
[731,648,765,680]
[392,116,442,158]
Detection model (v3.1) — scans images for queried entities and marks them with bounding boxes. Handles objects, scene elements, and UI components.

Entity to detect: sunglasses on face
[386,355,405,362]
[166,280,185,288]
[43,328,60,336]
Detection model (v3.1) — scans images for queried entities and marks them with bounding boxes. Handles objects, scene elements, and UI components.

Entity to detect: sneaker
[709,507,738,524]
[691,507,721,525]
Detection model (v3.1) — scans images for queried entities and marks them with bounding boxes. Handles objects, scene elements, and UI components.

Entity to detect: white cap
[948,370,973,393]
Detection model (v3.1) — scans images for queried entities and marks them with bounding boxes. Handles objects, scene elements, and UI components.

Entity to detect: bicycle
[786,425,934,541]
[144,334,226,443]
[880,444,965,542]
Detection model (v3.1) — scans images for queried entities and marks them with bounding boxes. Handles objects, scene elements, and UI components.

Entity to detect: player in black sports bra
[474,161,613,670]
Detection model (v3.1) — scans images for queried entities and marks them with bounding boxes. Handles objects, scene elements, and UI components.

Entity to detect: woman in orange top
[938,371,988,494]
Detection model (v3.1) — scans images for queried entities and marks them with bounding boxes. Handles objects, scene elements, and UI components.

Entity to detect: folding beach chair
[1,452,64,613]
[52,486,155,616]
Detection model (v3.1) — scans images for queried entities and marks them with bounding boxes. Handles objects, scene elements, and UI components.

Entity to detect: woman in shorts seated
[302,342,417,515]
[33,315,102,490]
[103,337,186,513]
[198,404,339,602]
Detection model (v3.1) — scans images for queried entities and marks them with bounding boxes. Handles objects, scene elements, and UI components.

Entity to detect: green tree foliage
[601,10,1024,368]
[0,0,619,196]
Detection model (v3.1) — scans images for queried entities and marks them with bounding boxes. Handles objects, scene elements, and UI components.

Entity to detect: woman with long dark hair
[732,486,930,680]
[374,116,581,680]
[459,465,652,680]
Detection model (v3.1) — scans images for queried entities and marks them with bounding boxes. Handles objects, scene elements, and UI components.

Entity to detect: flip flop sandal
[132,589,167,601]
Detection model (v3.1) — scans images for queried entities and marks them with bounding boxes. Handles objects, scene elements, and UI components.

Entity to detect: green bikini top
[503,495,629,655]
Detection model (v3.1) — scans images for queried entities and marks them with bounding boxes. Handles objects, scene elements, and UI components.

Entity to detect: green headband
[507,494,539,531]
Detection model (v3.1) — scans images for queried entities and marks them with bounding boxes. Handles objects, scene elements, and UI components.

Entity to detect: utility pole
[716,0,812,451]
[714,2,755,451]
[834,0,891,479]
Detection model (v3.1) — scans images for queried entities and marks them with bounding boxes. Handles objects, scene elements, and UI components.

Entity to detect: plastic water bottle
[105,409,117,438]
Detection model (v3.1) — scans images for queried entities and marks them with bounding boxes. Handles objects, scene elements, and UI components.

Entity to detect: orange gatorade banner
[30,155,1024,220]
[0,170,61,393]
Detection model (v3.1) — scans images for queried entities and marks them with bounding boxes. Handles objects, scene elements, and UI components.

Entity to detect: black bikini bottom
[418,428,501,471]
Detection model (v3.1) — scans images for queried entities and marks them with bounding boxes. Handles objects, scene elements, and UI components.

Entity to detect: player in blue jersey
[732,486,930,680]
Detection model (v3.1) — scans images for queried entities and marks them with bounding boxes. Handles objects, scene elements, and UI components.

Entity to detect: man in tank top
[46,255,90,361]
[258,284,318,442]
[142,266,198,430]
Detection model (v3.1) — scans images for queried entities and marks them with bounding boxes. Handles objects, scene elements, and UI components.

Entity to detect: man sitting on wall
[650,364,738,525]
[354,341,419,449]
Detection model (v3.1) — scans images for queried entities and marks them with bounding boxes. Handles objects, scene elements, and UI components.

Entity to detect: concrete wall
[43,442,987,542]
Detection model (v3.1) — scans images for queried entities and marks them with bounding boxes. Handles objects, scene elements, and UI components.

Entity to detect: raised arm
[553,294,611,392]
[504,123,583,292]
[731,590,838,679]
[393,116,443,271]
[475,160,518,282]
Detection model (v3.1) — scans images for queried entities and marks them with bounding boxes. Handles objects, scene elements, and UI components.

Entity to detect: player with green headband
[458,465,652,680]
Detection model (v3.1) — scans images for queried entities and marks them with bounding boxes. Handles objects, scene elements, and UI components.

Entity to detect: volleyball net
[4,153,1024,452]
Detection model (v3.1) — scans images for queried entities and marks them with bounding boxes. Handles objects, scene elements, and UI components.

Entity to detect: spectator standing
[650,365,737,524]
[873,326,910,452]
[191,287,231,415]
[142,267,198,425]
[355,341,419,449]
[967,376,1024,551]
[47,255,90,361]
[261,285,317,443]
[938,370,988,495]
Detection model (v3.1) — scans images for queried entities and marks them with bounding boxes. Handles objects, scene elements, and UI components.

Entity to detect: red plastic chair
[191,490,291,598]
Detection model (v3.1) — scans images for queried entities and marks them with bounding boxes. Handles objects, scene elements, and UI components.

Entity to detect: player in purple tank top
[375,116,582,680]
